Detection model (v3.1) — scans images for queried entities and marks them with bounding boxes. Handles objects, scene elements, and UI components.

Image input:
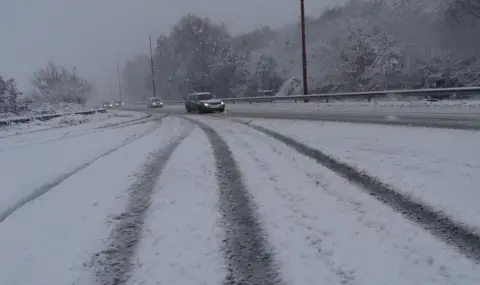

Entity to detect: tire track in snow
[217,124,359,284]
[88,127,193,285]
[95,113,152,129]
[230,118,480,264]
[0,117,164,224]
[184,117,284,285]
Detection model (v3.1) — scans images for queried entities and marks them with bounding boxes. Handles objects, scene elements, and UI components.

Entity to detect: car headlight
[204,103,209,106]
[221,102,225,105]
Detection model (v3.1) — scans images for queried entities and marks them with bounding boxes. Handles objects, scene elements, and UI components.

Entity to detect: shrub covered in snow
[0,76,23,114]
[31,61,92,105]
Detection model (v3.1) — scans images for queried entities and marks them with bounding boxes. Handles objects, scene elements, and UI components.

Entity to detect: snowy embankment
[0,109,148,138]
[234,117,480,234]
[0,102,112,128]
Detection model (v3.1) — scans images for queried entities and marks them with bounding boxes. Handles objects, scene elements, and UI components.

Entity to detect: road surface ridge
[0,118,163,224]
[230,118,480,263]
[184,117,284,285]
[87,127,192,285]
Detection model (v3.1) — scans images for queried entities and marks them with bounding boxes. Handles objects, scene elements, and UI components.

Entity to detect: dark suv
[185,92,225,113]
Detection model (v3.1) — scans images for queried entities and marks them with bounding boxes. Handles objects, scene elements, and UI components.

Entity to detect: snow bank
[29,102,91,115]
[0,112,109,133]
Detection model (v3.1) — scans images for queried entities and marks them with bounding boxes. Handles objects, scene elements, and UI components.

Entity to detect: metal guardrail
[132,87,480,105]
[225,86,480,104]
[0,108,107,126]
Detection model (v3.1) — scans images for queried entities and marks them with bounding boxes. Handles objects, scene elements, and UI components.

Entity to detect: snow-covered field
[234,117,480,233]
[1,113,479,285]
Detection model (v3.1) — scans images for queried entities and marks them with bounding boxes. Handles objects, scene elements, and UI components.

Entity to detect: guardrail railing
[131,86,480,105]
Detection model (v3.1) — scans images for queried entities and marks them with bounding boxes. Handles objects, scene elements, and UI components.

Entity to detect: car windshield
[195,93,214,100]
[151,98,161,102]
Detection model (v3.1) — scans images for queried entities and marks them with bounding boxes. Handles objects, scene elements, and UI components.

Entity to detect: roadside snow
[238,118,480,234]
[231,99,480,110]
[0,117,189,285]
[0,110,148,137]
[0,118,156,215]
[200,117,480,285]
[0,112,107,134]
[128,127,225,285]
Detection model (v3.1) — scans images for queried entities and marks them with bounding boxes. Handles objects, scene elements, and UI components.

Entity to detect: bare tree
[31,61,92,104]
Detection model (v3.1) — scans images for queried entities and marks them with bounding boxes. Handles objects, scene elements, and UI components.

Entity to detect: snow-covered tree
[31,61,92,104]
[122,0,479,100]
[0,76,20,112]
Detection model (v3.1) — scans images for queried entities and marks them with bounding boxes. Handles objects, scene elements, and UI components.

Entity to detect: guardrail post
[304,99,309,103]
[249,100,252,104]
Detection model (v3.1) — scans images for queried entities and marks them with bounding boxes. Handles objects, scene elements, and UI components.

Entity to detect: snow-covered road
[0,112,479,285]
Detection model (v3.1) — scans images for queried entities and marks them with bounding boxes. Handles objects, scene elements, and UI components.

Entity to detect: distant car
[103,101,114,108]
[114,100,125,107]
[147,97,163,108]
[185,92,225,113]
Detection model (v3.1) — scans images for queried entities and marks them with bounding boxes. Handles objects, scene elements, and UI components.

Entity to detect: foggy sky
[1,0,341,98]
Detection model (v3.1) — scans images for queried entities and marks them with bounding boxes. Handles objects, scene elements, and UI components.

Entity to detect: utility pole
[300,0,308,95]
[117,62,123,101]
[149,36,157,99]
